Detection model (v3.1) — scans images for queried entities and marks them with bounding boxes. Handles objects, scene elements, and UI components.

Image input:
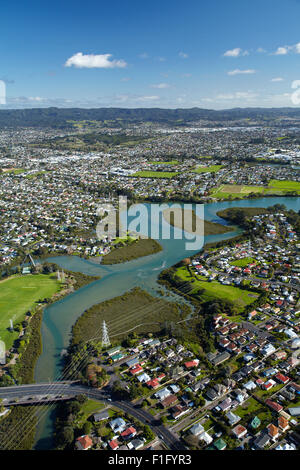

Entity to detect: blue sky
[1,0,300,109]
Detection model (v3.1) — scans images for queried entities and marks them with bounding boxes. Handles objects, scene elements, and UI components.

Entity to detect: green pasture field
[0,274,60,349]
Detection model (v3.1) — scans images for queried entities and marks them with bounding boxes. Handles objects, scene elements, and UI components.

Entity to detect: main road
[0,382,185,451]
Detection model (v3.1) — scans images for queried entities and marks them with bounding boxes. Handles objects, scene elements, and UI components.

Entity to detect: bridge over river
[0,383,185,450]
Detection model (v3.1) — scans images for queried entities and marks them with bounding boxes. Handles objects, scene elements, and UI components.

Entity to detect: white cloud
[136,95,160,101]
[274,46,289,55]
[271,77,284,82]
[28,96,45,102]
[223,48,249,57]
[139,52,149,59]
[216,91,258,100]
[227,69,256,76]
[223,48,242,57]
[179,51,189,59]
[65,52,127,68]
[273,42,300,55]
[257,47,267,53]
[150,83,170,89]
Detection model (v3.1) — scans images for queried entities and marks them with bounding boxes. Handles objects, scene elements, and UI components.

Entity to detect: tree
[82,421,92,435]
[143,425,155,441]
[57,426,74,447]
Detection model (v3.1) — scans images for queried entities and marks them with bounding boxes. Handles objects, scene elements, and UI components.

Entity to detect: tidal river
[34,196,299,449]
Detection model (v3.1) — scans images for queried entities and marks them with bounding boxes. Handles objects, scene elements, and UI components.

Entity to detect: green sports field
[230,257,256,267]
[132,170,180,178]
[193,164,223,174]
[149,160,179,165]
[267,179,300,192]
[0,274,60,349]
[211,179,300,199]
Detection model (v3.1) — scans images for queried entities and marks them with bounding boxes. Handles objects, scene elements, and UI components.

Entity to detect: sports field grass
[211,179,300,199]
[193,165,223,174]
[230,257,256,267]
[176,266,258,310]
[211,184,264,199]
[0,274,60,349]
[149,160,179,165]
[132,170,179,178]
[267,179,300,193]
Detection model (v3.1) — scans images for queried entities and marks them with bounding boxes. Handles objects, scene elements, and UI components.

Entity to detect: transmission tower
[102,320,111,348]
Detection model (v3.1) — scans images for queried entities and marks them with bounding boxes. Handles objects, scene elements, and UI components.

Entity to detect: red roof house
[76,435,93,450]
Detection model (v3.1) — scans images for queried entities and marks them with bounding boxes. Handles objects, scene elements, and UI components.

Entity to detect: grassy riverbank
[101,238,162,264]
[71,287,189,345]
[162,207,234,236]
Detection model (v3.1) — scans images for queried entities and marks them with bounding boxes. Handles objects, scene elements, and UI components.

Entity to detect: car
[107,398,112,402]
[158,435,164,440]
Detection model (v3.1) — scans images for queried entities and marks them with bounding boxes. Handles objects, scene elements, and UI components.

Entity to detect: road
[0,382,185,450]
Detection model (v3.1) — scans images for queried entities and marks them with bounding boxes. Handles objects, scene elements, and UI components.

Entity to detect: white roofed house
[136,372,151,383]
[189,422,204,436]
[155,387,171,401]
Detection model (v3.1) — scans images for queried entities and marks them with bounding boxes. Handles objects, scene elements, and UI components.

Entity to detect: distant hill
[0,106,300,128]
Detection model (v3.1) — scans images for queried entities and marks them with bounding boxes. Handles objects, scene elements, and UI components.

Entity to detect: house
[126,357,140,368]
[217,397,232,412]
[169,384,180,393]
[75,435,93,450]
[130,364,143,375]
[248,310,258,320]
[234,389,248,403]
[263,368,277,377]
[289,382,300,394]
[211,352,231,366]
[226,411,241,426]
[265,399,283,413]
[107,346,122,357]
[243,380,256,391]
[287,407,300,417]
[171,405,189,420]
[267,424,279,440]
[121,426,137,440]
[273,350,287,361]
[108,439,120,450]
[189,422,204,436]
[155,387,171,401]
[198,432,213,445]
[161,394,178,408]
[278,416,289,432]
[146,378,160,389]
[254,433,270,449]
[232,425,247,439]
[250,416,261,430]
[127,439,144,450]
[262,379,276,391]
[184,359,199,369]
[261,343,276,356]
[93,410,109,422]
[214,438,227,450]
[110,417,126,433]
[275,373,289,384]
[275,443,296,450]
[136,372,151,383]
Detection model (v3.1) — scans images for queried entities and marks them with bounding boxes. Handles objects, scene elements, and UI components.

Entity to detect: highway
[0,382,185,450]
